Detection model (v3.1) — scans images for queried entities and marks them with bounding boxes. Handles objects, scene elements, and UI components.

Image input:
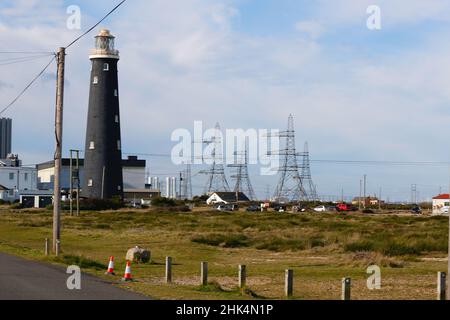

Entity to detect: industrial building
[83,29,124,200]
[36,156,146,191]
[0,118,12,159]
[165,177,178,199]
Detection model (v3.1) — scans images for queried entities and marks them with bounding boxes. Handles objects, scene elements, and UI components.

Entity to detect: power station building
[83,29,124,200]
[0,118,12,159]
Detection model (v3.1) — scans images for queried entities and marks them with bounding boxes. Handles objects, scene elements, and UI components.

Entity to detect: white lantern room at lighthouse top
[89,29,120,60]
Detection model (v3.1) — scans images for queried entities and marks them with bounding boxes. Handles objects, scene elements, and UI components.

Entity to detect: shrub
[192,234,249,248]
[344,241,375,253]
[151,197,177,207]
[10,202,23,209]
[75,198,123,211]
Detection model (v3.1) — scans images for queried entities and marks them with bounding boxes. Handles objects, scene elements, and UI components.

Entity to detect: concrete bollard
[201,262,208,286]
[239,265,247,289]
[55,240,60,257]
[165,257,172,284]
[342,278,351,300]
[45,238,49,256]
[285,269,293,297]
[437,272,446,300]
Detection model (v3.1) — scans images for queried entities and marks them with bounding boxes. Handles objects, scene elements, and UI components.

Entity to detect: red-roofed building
[432,194,449,215]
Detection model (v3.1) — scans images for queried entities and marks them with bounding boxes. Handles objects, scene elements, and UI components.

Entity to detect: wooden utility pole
[359,179,362,210]
[379,187,382,210]
[363,174,367,209]
[53,47,65,254]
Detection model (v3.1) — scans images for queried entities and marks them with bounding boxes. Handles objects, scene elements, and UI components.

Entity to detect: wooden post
[437,272,446,300]
[239,265,246,289]
[342,277,351,300]
[53,47,65,254]
[45,238,49,256]
[55,239,60,257]
[285,269,293,298]
[165,257,172,283]
[201,262,208,286]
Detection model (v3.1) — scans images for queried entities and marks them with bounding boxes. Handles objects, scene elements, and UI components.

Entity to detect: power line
[65,0,127,49]
[0,51,54,54]
[0,55,56,116]
[0,54,55,67]
[123,152,450,167]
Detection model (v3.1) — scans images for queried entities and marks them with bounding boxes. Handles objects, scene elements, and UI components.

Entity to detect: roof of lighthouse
[97,29,114,38]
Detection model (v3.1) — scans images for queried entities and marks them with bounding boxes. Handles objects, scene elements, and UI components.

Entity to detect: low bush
[192,233,249,248]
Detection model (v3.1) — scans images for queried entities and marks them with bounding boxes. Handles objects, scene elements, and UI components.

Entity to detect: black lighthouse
[83,29,123,200]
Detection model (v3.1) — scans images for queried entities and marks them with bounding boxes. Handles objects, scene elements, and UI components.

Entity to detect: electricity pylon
[200,123,230,194]
[301,142,318,201]
[272,115,307,203]
[228,144,256,201]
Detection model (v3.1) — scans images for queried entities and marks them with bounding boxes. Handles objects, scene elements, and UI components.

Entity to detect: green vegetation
[0,206,448,300]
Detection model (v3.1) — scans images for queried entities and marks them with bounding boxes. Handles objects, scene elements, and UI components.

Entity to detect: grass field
[0,206,448,300]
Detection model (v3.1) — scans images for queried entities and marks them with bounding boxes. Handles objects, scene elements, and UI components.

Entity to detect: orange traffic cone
[122,261,133,281]
[105,256,115,275]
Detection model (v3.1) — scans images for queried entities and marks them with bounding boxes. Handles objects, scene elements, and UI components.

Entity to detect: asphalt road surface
[0,252,148,300]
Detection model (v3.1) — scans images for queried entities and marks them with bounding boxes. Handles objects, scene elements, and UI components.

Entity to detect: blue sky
[2,0,450,201]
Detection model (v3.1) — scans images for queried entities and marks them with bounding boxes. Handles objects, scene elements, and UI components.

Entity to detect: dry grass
[0,206,447,300]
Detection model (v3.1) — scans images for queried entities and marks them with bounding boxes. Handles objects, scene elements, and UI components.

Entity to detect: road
[0,252,148,300]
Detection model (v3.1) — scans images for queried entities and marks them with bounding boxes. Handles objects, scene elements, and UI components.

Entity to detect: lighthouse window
[118,186,121,191]
[93,76,98,84]
[114,89,118,97]
[89,141,95,150]
[103,63,109,71]
[88,179,93,187]
[115,115,119,123]
[117,140,121,151]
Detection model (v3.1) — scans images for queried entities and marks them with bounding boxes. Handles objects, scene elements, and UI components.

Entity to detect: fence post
[239,265,246,289]
[55,239,60,257]
[45,238,49,256]
[166,257,172,284]
[437,272,446,300]
[285,269,293,298]
[342,278,351,300]
[201,262,208,286]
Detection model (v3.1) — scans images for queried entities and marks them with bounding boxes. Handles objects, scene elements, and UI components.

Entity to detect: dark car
[411,206,422,214]
[246,205,260,212]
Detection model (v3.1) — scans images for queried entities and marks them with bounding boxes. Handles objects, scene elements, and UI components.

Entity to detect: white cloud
[295,20,325,39]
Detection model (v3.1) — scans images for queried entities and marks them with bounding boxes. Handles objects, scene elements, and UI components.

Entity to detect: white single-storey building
[432,194,449,215]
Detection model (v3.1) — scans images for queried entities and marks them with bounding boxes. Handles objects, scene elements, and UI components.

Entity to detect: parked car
[411,206,422,214]
[292,205,307,213]
[246,205,260,212]
[442,206,449,214]
[273,205,287,212]
[314,205,327,212]
[336,203,351,212]
[217,204,239,212]
[336,203,358,212]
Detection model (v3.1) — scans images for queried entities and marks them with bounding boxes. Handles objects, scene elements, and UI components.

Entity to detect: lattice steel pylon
[301,142,318,201]
[200,123,230,194]
[272,114,307,203]
[228,144,257,201]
